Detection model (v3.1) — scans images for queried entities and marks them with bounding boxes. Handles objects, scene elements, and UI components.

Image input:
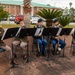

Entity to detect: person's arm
[0,40,6,46]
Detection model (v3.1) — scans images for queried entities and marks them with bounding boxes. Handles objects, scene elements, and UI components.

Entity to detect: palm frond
[59,16,71,27]
[37,8,62,19]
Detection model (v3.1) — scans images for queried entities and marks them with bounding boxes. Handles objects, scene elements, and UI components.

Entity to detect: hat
[52,18,59,23]
[38,19,43,23]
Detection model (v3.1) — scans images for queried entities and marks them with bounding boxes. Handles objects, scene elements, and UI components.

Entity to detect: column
[31,6,34,16]
[20,5,23,15]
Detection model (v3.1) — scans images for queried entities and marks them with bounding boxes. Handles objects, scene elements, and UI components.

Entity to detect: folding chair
[47,36,61,55]
[0,48,9,61]
[70,36,75,55]
[13,43,27,59]
[32,38,40,56]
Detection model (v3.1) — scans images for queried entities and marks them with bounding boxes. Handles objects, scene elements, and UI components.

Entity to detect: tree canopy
[37,8,62,27]
[59,16,71,27]
[0,6,9,21]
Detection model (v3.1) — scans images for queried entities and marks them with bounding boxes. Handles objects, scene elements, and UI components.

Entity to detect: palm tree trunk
[24,13,30,28]
[24,0,33,52]
[24,0,31,28]
[46,19,52,28]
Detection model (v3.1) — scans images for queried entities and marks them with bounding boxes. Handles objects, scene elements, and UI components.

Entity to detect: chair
[70,36,75,55]
[0,48,9,61]
[13,43,27,59]
[48,36,61,55]
[32,38,40,56]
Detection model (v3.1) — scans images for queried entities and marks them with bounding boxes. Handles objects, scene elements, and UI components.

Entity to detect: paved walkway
[0,36,75,75]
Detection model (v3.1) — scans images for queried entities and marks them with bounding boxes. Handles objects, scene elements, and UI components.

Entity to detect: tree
[37,9,62,27]
[24,0,31,28]
[69,7,75,19]
[69,2,72,8]
[69,8,75,15]
[63,7,69,16]
[0,6,9,21]
[47,4,50,6]
[63,6,75,22]
[59,16,71,27]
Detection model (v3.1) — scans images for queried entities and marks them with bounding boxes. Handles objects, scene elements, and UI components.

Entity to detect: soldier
[0,27,12,60]
[34,19,47,56]
[13,20,27,58]
[51,18,66,55]
[71,30,75,55]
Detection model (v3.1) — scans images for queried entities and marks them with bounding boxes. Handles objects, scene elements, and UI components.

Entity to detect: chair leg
[72,45,75,56]
[19,45,27,59]
[70,43,75,55]
[32,43,34,52]
[70,44,73,54]
[13,45,17,58]
[36,43,41,57]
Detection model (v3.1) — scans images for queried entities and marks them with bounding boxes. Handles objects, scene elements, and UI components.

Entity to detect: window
[8,6,10,8]
[3,6,6,8]
[12,6,14,8]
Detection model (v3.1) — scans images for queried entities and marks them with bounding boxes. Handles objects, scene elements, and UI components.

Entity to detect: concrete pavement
[0,36,75,75]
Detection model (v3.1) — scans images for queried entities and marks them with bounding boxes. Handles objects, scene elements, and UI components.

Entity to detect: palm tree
[24,0,31,28]
[37,8,62,27]
[59,16,71,27]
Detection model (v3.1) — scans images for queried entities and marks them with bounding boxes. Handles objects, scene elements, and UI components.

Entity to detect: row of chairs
[32,36,75,57]
[0,36,75,62]
[32,38,61,56]
[0,44,27,62]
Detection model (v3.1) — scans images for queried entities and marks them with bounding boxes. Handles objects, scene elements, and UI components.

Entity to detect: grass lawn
[0,24,75,28]
[0,24,19,28]
[65,25,75,28]
[0,24,36,28]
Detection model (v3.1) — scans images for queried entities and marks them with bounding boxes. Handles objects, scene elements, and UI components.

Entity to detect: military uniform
[34,25,47,56]
[71,30,75,54]
[13,26,27,55]
[51,25,66,55]
[0,27,12,59]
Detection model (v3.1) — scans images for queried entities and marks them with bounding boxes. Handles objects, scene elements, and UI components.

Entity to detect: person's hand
[38,33,41,36]
[55,37,59,39]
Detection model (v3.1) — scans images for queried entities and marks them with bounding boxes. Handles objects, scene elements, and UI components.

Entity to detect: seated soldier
[71,30,75,54]
[34,19,47,56]
[72,30,75,40]
[13,20,27,58]
[51,18,66,55]
[0,27,12,60]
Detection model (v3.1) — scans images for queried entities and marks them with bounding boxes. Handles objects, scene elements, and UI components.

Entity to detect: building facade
[0,0,61,16]
[0,4,20,15]
[31,2,61,16]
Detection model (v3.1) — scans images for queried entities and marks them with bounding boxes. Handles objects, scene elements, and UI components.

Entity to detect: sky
[32,0,75,8]
[0,0,75,8]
